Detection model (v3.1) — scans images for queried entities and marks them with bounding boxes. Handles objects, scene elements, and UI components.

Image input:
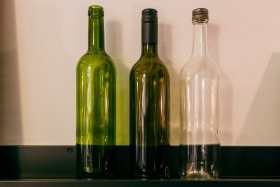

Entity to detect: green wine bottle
[129,9,170,179]
[76,5,116,179]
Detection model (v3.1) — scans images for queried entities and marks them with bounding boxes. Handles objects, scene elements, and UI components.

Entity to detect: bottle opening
[88,5,104,17]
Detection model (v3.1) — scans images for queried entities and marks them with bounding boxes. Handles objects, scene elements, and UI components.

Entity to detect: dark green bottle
[76,5,116,179]
[130,9,170,179]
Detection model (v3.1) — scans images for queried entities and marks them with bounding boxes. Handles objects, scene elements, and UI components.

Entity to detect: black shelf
[1,179,280,187]
[0,146,280,186]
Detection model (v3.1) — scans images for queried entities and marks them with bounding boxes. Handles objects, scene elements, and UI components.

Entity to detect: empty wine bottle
[130,8,170,179]
[179,8,220,179]
[76,5,116,179]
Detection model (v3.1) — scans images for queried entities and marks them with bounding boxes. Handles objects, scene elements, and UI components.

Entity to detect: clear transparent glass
[179,21,220,179]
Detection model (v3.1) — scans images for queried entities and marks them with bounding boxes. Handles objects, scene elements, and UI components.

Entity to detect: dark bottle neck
[141,22,158,57]
[191,23,209,57]
[141,43,158,57]
[88,15,104,52]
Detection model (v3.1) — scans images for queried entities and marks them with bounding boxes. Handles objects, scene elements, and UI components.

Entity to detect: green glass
[76,5,116,179]
[130,9,170,179]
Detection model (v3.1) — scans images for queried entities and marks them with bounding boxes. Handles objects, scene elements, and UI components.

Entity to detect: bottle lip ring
[88,5,104,17]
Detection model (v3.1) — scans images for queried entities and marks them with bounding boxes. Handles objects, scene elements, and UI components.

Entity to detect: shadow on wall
[106,21,130,145]
[237,53,280,146]
[208,24,233,145]
[0,0,21,178]
[0,0,22,145]
[158,23,180,145]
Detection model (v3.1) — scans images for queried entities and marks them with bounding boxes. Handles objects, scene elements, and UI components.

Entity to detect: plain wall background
[1,0,280,146]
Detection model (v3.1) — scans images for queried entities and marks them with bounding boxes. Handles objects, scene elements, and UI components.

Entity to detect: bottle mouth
[142,8,158,23]
[88,5,104,17]
[192,8,209,24]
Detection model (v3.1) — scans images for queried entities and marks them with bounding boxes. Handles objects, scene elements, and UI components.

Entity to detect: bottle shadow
[158,24,181,146]
[208,23,233,145]
[237,53,280,146]
[158,23,182,178]
[106,21,130,146]
[0,0,22,178]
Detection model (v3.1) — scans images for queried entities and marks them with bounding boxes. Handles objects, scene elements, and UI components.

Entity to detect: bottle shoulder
[180,57,220,80]
[77,51,115,70]
[130,57,169,77]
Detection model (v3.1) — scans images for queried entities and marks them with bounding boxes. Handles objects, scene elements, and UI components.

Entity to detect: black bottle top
[141,8,158,44]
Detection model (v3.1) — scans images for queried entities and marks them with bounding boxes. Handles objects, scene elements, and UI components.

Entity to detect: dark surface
[220,146,280,178]
[1,179,280,187]
[0,146,280,179]
[0,146,75,179]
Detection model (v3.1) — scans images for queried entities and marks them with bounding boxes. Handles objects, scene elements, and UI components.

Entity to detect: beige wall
[1,0,280,145]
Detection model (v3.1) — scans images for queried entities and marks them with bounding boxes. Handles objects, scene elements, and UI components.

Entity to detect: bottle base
[76,144,116,179]
[180,171,217,180]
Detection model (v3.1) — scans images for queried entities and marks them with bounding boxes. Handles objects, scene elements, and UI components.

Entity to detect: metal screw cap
[192,8,209,23]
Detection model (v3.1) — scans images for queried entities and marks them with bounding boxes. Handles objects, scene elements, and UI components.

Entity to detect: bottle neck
[141,21,158,57]
[88,16,104,52]
[191,23,209,57]
[141,43,158,57]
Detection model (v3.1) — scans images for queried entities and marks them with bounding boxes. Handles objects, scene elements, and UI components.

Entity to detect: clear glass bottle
[129,9,170,179]
[179,8,220,179]
[76,5,116,179]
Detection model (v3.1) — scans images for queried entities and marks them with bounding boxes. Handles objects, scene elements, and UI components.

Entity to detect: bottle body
[130,55,170,178]
[180,57,219,179]
[76,5,116,179]
[179,8,220,179]
[130,9,170,179]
